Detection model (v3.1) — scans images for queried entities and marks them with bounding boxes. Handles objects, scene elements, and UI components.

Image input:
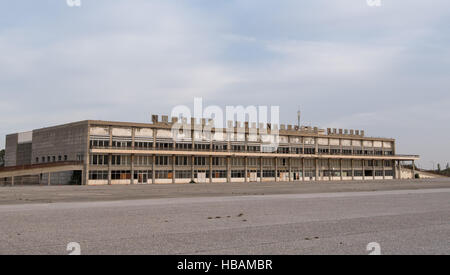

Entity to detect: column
[328,158,332,181]
[226,156,231,183]
[412,160,415,179]
[209,156,213,183]
[362,160,365,180]
[393,159,397,179]
[152,155,156,184]
[48,172,51,186]
[244,157,248,183]
[351,159,355,180]
[274,157,278,182]
[315,158,319,181]
[398,160,402,180]
[11,176,14,187]
[288,158,292,182]
[373,159,376,180]
[302,158,305,181]
[260,157,263,182]
[382,160,386,180]
[340,158,343,181]
[130,154,134,185]
[172,155,176,184]
[83,126,91,186]
[191,155,195,182]
[108,153,112,185]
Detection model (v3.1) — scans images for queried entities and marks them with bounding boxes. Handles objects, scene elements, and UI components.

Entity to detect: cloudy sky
[0,0,449,168]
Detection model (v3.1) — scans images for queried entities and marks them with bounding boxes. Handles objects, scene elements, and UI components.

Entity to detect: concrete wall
[16,142,32,166]
[5,134,18,167]
[32,122,88,165]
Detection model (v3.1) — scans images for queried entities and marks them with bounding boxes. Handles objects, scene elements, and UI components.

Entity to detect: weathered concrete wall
[16,142,32,166]
[31,122,89,165]
[40,171,75,185]
[5,134,18,167]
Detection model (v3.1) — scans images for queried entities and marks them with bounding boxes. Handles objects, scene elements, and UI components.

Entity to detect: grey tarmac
[0,179,449,255]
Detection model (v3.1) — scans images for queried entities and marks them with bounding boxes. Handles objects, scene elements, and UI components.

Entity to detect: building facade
[2,115,419,185]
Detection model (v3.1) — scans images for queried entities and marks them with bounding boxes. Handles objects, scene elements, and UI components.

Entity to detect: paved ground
[0,178,449,205]
[0,182,449,255]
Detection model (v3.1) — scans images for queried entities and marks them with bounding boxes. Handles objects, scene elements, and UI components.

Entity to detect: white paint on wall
[318,138,328,145]
[112,127,132,137]
[156,129,172,138]
[135,128,153,138]
[18,131,32,144]
[363,140,373,147]
[330,139,339,146]
[352,140,362,146]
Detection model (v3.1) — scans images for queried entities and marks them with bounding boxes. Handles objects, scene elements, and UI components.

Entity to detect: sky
[0,0,449,169]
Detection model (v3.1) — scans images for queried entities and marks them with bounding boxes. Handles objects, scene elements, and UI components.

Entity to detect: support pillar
[315,158,319,181]
[362,160,365,180]
[393,160,397,179]
[351,159,354,180]
[260,157,263,182]
[191,156,195,182]
[412,160,415,179]
[340,159,343,181]
[383,160,386,180]
[288,158,292,182]
[11,176,14,187]
[398,160,402,180]
[172,155,176,184]
[328,158,332,181]
[274,157,278,182]
[108,153,112,185]
[302,158,305,181]
[373,160,376,180]
[130,154,134,185]
[226,156,231,183]
[244,157,248,183]
[48,172,51,186]
[152,155,156,184]
[209,156,213,183]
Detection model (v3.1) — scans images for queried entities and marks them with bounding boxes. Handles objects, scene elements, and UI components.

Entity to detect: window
[231,145,245,152]
[330,149,341,155]
[176,143,192,150]
[175,170,191,178]
[36,157,39,163]
[195,143,210,151]
[156,142,173,149]
[89,171,108,180]
[194,157,207,166]
[231,170,245,178]
[213,144,227,151]
[64,155,68,161]
[58,156,62,161]
[304,148,315,154]
[212,157,225,166]
[112,170,131,180]
[155,156,170,166]
[155,170,169,179]
[247,145,260,152]
[212,170,227,178]
[90,140,110,148]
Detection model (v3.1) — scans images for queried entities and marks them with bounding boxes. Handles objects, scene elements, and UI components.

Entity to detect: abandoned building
[0,115,419,186]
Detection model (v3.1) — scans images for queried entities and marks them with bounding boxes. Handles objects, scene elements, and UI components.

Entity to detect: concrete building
[0,116,419,186]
